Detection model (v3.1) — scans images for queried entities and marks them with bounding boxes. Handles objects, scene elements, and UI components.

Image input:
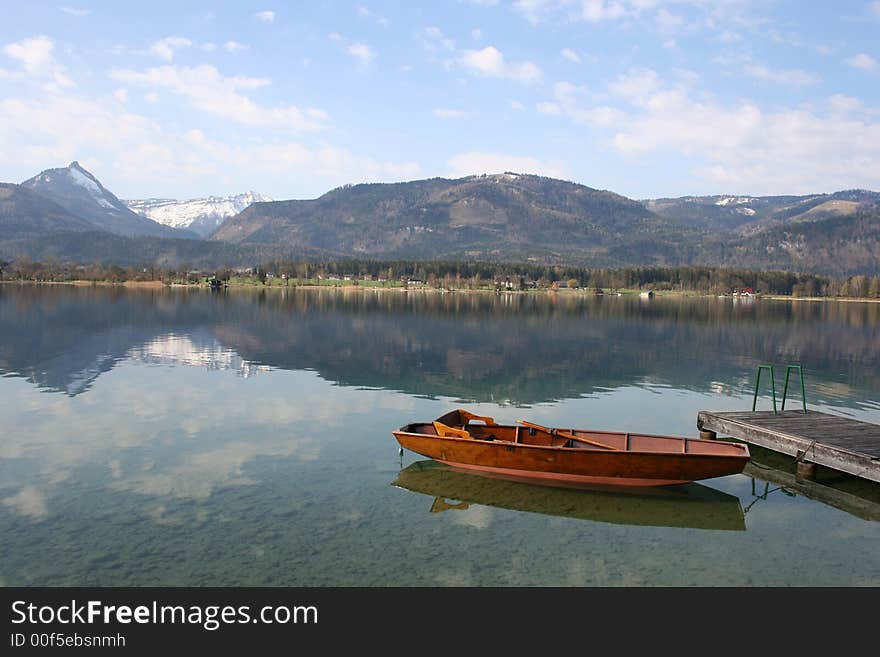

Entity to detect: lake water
[1,285,878,586]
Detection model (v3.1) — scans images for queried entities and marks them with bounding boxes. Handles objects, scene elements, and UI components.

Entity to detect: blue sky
[1,1,879,200]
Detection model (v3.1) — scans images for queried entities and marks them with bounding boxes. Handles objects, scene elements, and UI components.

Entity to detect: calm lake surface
[1,285,879,586]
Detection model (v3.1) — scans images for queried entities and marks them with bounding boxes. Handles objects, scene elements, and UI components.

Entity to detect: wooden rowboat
[392,409,750,487]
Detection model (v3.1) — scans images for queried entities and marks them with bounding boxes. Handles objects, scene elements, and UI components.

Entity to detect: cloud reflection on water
[0,360,415,520]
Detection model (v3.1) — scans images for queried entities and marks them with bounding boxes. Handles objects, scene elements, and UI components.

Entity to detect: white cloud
[471,28,483,41]
[149,36,192,62]
[306,107,330,120]
[828,94,861,113]
[846,53,878,71]
[434,108,469,119]
[460,46,542,83]
[537,101,561,114]
[110,64,325,130]
[609,67,662,103]
[420,27,455,52]
[255,10,276,23]
[201,42,217,52]
[713,53,819,86]
[509,99,525,110]
[447,151,567,178]
[549,80,625,126]
[50,72,76,90]
[0,91,420,195]
[461,45,503,74]
[3,35,54,72]
[743,62,818,86]
[513,0,754,27]
[249,142,421,182]
[672,67,700,85]
[580,0,628,22]
[512,0,558,23]
[347,42,375,66]
[223,41,248,54]
[60,7,90,17]
[611,91,760,154]
[329,33,376,70]
[655,8,686,32]
[608,85,880,194]
[113,88,128,103]
[561,47,581,63]
[357,6,389,27]
[2,35,75,89]
[0,93,170,172]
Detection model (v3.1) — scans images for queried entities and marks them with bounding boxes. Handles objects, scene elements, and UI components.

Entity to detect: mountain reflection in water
[393,460,746,531]
[1,285,879,409]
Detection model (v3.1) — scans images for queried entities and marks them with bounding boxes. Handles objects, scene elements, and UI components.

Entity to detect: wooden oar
[516,420,618,451]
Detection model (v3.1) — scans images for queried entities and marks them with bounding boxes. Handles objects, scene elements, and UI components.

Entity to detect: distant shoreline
[761,294,880,304]
[0,279,165,288]
[3,278,880,303]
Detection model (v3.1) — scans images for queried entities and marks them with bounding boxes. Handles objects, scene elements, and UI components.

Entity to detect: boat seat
[433,421,472,439]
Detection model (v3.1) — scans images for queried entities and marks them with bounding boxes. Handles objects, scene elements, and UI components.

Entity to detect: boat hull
[393,431,749,487]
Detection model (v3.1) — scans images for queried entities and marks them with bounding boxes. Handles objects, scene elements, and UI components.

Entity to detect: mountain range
[1,162,878,276]
[210,173,687,264]
[125,192,273,238]
[644,189,880,232]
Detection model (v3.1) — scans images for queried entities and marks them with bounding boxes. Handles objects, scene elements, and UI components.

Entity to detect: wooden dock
[697,410,880,484]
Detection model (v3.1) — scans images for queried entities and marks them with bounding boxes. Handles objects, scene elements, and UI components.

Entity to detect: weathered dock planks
[697,410,880,484]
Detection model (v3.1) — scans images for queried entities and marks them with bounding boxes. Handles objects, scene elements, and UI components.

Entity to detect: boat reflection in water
[393,460,746,531]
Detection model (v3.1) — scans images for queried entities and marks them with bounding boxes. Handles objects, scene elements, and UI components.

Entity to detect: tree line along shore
[1,258,879,299]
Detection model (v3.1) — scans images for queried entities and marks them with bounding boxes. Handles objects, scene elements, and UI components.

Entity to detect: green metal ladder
[752,363,806,414]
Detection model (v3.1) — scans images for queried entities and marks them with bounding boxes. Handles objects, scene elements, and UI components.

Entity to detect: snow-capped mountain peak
[21,162,190,238]
[66,162,117,209]
[125,192,273,237]
[715,196,755,206]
